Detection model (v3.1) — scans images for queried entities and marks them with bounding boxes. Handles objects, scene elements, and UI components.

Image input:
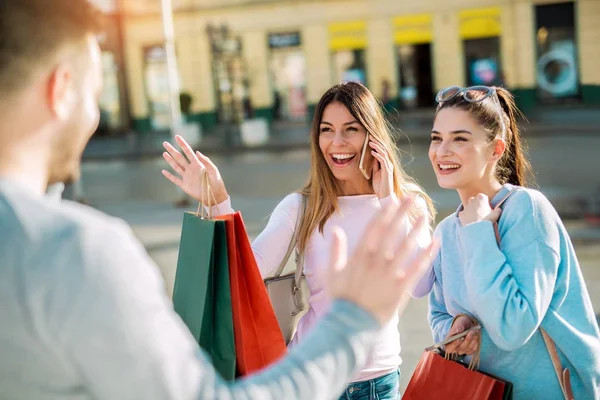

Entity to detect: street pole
[161,0,190,207]
[160,0,182,142]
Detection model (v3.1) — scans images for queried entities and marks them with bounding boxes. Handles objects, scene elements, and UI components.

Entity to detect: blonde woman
[162,82,435,399]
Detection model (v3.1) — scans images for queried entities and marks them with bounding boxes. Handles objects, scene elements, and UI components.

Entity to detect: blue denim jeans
[338,370,400,400]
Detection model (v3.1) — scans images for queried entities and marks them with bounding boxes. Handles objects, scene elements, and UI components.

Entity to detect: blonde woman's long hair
[296,82,436,252]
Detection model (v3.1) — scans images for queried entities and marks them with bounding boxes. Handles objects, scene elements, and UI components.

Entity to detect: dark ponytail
[494,88,533,187]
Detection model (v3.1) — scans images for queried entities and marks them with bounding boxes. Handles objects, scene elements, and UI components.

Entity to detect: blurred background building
[90,0,599,138]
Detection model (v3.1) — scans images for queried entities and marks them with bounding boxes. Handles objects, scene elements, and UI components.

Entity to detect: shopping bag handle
[425,325,482,353]
[195,169,218,219]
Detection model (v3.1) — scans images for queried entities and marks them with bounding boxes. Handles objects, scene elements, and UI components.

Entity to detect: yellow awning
[328,20,367,51]
[393,14,433,45]
[459,7,502,39]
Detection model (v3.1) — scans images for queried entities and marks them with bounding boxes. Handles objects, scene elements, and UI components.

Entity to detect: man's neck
[0,146,49,197]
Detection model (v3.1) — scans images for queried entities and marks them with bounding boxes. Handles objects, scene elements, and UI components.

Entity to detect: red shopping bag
[403,350,507,400]
[217,212,287,376]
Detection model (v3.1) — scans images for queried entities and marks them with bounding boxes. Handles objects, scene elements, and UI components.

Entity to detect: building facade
[120,0,600,133]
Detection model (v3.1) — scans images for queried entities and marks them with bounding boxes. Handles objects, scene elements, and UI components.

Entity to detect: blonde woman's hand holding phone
[369,139,394,200]
[161,135,229,206]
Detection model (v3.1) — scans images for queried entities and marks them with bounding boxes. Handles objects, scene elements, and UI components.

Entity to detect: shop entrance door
[398,43,434,108]
[270,50,307,121]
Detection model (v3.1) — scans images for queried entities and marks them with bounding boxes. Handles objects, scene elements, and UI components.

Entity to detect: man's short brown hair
[0,0,104,95]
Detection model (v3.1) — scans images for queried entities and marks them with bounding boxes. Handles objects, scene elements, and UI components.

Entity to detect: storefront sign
[459,7,502,39]
[328,21,367,51]
[393,14,433,45]
[268,32,301,49]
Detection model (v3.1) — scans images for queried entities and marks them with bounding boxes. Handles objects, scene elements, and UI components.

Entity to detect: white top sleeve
[407,195,435,298]
[374,193,434,298]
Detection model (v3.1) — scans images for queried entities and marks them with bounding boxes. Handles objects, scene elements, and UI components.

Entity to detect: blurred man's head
[0,0,104,187]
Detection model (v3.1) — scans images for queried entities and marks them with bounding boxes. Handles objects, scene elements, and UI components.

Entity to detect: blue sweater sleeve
[457,214,559,351]
[428,251,453,344]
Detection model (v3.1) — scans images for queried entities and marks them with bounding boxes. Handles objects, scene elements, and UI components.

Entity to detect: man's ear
[491,138,506,162]
[47,64,74,120]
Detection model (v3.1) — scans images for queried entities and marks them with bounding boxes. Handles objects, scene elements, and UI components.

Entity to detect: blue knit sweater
[429,184,600,399]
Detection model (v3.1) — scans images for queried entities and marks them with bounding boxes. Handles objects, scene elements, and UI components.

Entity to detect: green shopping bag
[172,212,236,381]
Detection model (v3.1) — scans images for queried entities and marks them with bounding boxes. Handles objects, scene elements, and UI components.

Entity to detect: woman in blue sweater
[427,85,600,399]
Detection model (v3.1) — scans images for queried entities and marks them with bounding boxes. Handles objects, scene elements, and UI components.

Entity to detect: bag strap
[493,186,574,400]
[491,185,516,243]
[271,194,307,278]
[541,328,574,400]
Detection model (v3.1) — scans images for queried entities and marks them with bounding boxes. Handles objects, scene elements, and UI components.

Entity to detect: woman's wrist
[378,192,398,203]
[213,190,229,206]
[197,188,229,206]
[452,313,480,328]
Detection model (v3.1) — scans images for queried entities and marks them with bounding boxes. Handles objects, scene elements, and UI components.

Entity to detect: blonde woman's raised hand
[161,135,229,206]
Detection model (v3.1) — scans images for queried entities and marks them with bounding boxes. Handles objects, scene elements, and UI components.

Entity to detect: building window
[464,37,503,87]
[397,44,434,108]
[98,52,122,134]
[268,32,307,121]
[143,45,172,130]
[535,1,580,103]
[332,49,367,86]
[459,7,504,88]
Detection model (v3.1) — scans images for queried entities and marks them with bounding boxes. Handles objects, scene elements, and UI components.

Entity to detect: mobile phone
[425,325,482,352]
[358,134,371,180]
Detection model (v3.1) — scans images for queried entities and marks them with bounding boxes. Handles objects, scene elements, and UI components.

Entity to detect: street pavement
[77,135,600,391]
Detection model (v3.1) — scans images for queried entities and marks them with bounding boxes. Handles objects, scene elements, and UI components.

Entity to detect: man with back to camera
[0,1,439,399]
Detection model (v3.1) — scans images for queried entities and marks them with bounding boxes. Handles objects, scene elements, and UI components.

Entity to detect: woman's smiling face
[429,107,498,191]
[319,101,370,184]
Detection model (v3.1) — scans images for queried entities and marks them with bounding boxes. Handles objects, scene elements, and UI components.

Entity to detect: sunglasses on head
[436,85,496,103]
[435,85,507,138]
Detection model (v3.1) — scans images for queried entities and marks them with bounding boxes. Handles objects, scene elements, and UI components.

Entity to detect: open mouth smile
[437,163,461,175]
[330,153,356,167]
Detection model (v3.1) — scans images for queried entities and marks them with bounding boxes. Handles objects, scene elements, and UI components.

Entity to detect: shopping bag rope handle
[195,169,218,219]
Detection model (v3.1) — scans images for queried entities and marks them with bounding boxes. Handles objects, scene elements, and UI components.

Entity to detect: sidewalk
[83,106,600,161]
